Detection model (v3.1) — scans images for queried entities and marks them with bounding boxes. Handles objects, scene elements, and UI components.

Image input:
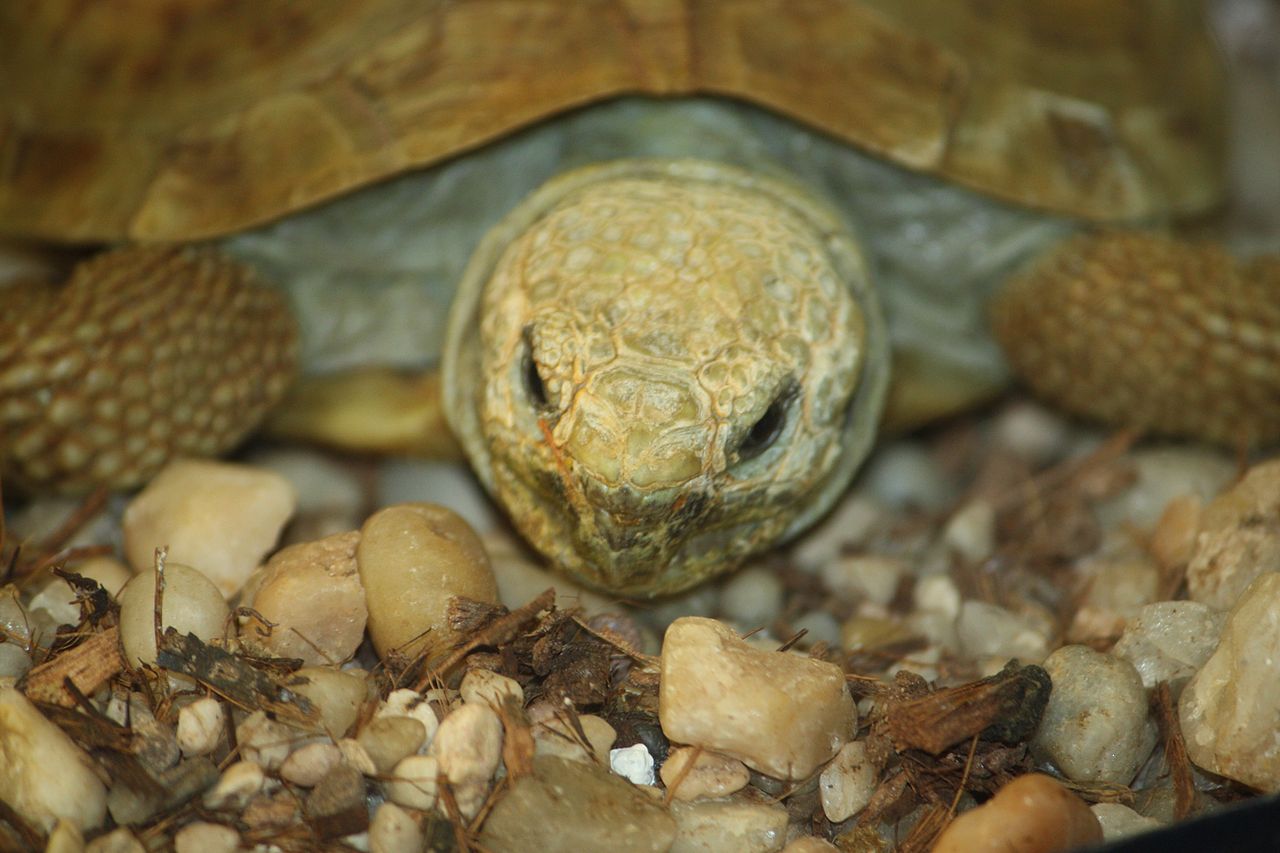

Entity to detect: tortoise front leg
[990,232,1280,446]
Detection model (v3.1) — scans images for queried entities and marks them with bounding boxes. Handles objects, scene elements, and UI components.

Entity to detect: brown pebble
[932,773,1102,853]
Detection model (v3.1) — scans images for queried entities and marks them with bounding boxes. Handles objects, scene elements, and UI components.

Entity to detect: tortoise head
[443,160,888,597]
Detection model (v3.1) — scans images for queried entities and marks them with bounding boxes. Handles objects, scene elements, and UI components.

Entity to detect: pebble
[45,820,83,853]
[176,696,226,756]
[956,601,1049,663]
[788,611,842,648]
[943,500,997,563]
[357,503,498,659]
[122,459,296,597]
[932,773,1102,853]
[5,495,117,553]
[660,747,750,801]
[791,494,885,571]
[85,828,146,853]
[1068,547,1160,642]
[281,742,343,787]
[1032,645,1156,785]
[173,822,241,853]
[1179,572,1280,791]
[385,754,440,810]
[428,702,504,817]
[1187,459,1280,609]
[610,743,657,786]
[25,557,131,626]
[534,713,617,766]
[375,688,439,748]
[990,401,1070,465]
[1096,446,1234,529]
[717,564,783,627]
[239,530,366,665]
[369,801,424,853]
[291,666,369,739]
[821,554,906,606]
[659,617,855,780]
[202,760,265,811]
[914,573,962,618]
[247,447,364,535]
[236,711,299,772]
[818,741,876,823]
[460,668,524,710]
[862,442,955,511]
[669,798,789,853]
[116,562,231,669]
[357,716,427,774]
[338,738,378,776]
[1149,494,1202,570]
[1111,601,1226,694]
[1090,803,1163,841]
[480,756,676,853]
[780,839,841,853]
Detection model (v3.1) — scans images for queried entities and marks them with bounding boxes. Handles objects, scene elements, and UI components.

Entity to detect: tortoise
[2,0,1277,597]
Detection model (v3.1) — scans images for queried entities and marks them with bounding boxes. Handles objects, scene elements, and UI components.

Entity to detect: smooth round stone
[818,741,876,823]
[862,442,955,511]
[460,668,524,710]
[376,688,440,749]
[26,556,131,626]
[932,773,1102,853]
[357,503,498,659]
[780,839,841,853]
[790,493,886,572]
[357,716,426,774]
[369,801,424,853]
[280,742,343,787]
[428,702,504,818]
[386,754,440,810]
[235,711,300,772]
[174,821,241,853]
[1112,601,1226,694]
[821,555,905,606]
[668,798,789,853]
[1187,459,1280,609]
[85,827,147,853]
[659,617,854,780]
[202,760,264,811]
[1180,572,1280,791]
[117,562,230,668]
[534,714,616,766]
[956,601,1049,663]
[1090,803,1163,841]
[720,565,784,628]
[943,500,996,563]
[1096,447,1234,530]
[660,747,750,801]
[788,611,842,648]
[0,687,107,833]
[239,530,366,666]
[990,401,1070,465]
[45,820,83,853]
[122,459,296,598]
[176,697,226,757]
[1032,646,1156,785]
[290,666,368,739]
[480,756,676,853]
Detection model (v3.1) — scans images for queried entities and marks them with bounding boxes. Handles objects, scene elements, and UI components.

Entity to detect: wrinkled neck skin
[445,160,887,597]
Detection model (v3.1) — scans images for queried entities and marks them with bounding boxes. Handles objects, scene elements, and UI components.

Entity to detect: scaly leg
[990,232,1280,446]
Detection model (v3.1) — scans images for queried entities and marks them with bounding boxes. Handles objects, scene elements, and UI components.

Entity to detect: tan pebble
[668,798,789,853]
[85,827,147,853]
[370,801,424,853]
[1188,459,1280,609]
[202,760,265,810]
[659,617,854,780]
[1090,802,1163,841]
[173,821,241,853]
[235,711,299,772]
[117,562,230,668]
[818,740,876,822]
[780,838,840,853]
[1112,601,1225,694]
[357,503,497,659]
[358,716,427,774]
[280,742,343,787]
[176,696,225,756]
[1180,572,1280,791]
[1149,494,1201,570]
[659,747,750,801]
[821,555,905,606]
[429,702,504,818]
[45,819,84,853]
[943,500,996,563]
[338,738,378,776]
[376,688,439,748]
[239,530,366,665]
[122,459,296,598]
[956,601,1048,663]
[932,773,1102,853]
[460,668,524,710]
[290,666,368,739]
[386,754,440,811]
[533,714,617,766]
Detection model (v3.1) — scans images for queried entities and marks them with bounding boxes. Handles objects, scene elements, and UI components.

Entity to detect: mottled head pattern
[446,160,887,596]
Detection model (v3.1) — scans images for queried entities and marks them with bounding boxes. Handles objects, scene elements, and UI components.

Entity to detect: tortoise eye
[521,327,550,409]
[737,382,798,461]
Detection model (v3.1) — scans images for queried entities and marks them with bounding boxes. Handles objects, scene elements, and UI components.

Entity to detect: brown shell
[0,0,1224,242]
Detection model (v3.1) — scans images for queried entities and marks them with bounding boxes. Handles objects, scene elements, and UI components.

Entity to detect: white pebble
[991,401,1069,464]
[370,801,424,853]
[720,565,784,627]
[375,688,440,750]
[659,617,855,780]
[863,442,955,511]
[236,711,298,772]
[357,716,427,774]
[428,702,504,817]
[610,743,657,786]
[460,668,524,710]
[1090,803,1163,841]
[659,747,748,800]
[280,742,343,787]
[85,827,146,853]
[117,562,231,669]
[1180,572,1280,791]
[1032,646,1156,785]
[914,574,962,619]
[1187,459,1280,609]
[943,501,996,563]
[174,822,241,853]
[0,686,106,832]
[1112,601,1226,694]
[956,601,1049,663]
[122,459,296,598]
[821,555,905,606]
[293,666,369,739]
[202,760,264,810]
[788,611,842,648]
[819,741,877,822]
[338,738,378,776]
[386,754,440,811]
[791,494,886,571]
[176,697,225,756]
